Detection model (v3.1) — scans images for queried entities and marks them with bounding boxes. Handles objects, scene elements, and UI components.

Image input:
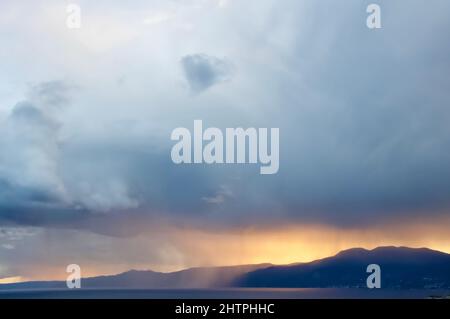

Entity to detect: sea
[0,288,449,299]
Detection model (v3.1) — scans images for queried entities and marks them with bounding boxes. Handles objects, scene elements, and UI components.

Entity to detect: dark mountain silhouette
[1,246,449,290]
[0,263,270,290]
[234,246,450,288]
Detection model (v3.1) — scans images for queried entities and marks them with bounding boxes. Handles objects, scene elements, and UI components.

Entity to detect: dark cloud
[0,82,69,212]
[181,54,233,93]
[1,1,450,236]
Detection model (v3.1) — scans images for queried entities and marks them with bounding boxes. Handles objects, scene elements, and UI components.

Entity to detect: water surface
[1,288,449,299]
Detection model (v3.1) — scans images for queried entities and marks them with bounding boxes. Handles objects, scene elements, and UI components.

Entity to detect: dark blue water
[1,288,449,299]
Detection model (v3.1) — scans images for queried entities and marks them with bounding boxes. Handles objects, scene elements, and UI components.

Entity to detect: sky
[1,0,450,281]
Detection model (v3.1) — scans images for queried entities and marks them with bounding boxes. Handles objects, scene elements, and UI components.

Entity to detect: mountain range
[1,246,449,290]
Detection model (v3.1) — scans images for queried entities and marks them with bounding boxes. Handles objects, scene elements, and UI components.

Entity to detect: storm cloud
[1,0,450,282]
[0,82,139,227]
[0,0,449,268]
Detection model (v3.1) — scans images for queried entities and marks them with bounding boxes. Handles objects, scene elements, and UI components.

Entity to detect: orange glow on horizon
[163,216,450,269]
[0,276,26,284]
[11,216,450,281]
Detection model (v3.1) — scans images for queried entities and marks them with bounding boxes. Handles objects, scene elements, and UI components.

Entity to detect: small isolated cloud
[181,53,233,93]
[0,227,40,241]
[202,185,233,204]
[1,244,14,250]
[0,227,40,251]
